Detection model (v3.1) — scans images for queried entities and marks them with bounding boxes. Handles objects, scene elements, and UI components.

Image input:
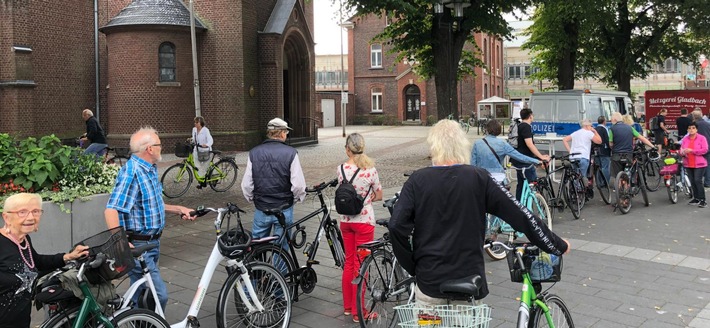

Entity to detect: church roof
[101,0,206,32]
[263,0,297,34]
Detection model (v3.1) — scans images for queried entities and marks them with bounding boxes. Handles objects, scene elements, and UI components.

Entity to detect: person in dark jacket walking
[80,109,108,157]
[594,116,612,184]
[241,118,307,248]
[691,109,710,187]
[388,119,569,308]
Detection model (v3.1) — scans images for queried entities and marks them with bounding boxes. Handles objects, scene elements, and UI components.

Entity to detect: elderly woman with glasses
[0,193,88,327]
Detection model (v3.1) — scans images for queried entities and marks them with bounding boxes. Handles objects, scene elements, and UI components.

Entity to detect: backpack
[650,116,659,130]
[335,165,371,216]
[508,119,521,148]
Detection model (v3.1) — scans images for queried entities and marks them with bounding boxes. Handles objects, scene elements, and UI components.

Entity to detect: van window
[587,99,603,119]
[557,99,580,122]
[602,100,617,118]
[532,98,554,121]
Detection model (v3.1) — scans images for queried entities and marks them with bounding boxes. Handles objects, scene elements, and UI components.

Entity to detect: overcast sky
[314,0,348,55]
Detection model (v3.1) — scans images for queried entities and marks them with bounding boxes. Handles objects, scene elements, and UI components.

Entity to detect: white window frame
[370,44,383,68]
[371,87,383,112]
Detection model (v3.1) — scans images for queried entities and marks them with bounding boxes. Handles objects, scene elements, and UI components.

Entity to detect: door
[322,99,335,127]
[405,85,421,121]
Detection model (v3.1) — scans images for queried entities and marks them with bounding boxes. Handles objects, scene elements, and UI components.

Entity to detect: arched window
[159,42,176,82]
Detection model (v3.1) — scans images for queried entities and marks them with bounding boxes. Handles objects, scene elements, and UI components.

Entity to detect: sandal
[344,311,351,316]
[352,311,378,323]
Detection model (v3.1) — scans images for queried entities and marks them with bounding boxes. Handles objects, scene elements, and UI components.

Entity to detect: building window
[371,44,383,68]
[159,42,176,82]
[371,87,383,112]
[664,58,680,73]
[507,65,522,79]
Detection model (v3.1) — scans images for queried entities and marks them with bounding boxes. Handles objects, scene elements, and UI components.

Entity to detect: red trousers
[340,221,375,313]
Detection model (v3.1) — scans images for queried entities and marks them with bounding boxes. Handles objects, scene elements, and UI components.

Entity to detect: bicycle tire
[40,306,82,328]
[595,168,611,205]
[216,263,292,328]
[246,243,298,300]
[537,181,556,219]
[485,214,509,261]
[327,224,346,269]
[161,163,192,198]
[533,192,552,230]
[638,172,650,206]
[356,250,408,328]
[682,172,694,199]
[563,179,582,220]
[530,294,575,328]
[463,123,470,134]
[106,156,129,167]
[615,171,632,214]
[208,159,239,192]
[644,160,662,192]
[108,308,170,328]
[667,176,678,204]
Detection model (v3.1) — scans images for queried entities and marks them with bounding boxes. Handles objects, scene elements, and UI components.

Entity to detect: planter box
[33,194,110,252]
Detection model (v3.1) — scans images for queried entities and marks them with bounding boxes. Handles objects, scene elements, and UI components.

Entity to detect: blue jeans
[84,143,107,157]
[575,158,590,179]
[597,156,611,185]
[128,239,168,310]
[704,154,710,187]
[252,206,294,250]
[514,163,537,200]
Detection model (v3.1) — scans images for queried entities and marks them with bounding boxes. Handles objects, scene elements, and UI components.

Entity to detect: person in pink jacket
[680,122,709,207]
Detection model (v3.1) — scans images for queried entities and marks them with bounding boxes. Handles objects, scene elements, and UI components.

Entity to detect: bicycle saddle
[440,274,483,297]
[130,244,159,258]
[375,219,389,227]
[263,203,291,216]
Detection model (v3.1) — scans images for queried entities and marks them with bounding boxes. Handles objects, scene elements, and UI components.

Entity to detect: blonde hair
[3,193,42,213]
[622,114,634,125]
[427,119,471,165]
[346,133,374,169]
[611,112,623,123]
[130,126,159,153]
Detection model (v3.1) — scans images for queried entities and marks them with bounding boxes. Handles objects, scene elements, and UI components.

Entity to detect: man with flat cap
[241,118,307,247]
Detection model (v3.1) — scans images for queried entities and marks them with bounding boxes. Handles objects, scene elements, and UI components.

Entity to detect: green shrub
[426,115,437,126]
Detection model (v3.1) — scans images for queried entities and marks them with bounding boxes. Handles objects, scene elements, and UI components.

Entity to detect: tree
[339,0,531,119]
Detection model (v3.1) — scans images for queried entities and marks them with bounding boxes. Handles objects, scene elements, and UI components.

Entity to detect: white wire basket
[394,303,491,328]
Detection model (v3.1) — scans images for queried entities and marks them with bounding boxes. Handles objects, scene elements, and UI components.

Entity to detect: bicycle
[447,114,470,134]
[638,144,663,192]
[661,147,693,204]
[161,142,239,198]
[111,203,292,328]
[588,149,612,205]
[247,179,346,302]
[73,136,131,166]
[614,145,656,214]
[512,164,552,230]
[536,154,586,220]
[352,193,417,327]
[38,227,171,328]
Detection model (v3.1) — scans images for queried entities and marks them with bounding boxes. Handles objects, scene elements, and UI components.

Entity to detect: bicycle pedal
[306,260,320,265]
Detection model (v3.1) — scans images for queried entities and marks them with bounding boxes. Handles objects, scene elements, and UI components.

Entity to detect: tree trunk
[557,21,579,90]
[432,13,468,121]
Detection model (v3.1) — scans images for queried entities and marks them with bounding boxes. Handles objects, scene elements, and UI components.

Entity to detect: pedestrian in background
[691,109,710,187]
[471,119,540,186]
[679,122,708,207]
[594,116,612,185]
[241,118,307,249]
[676,108,691,140]
[336,133,382,323]
[80,109,108,157]
[562,119,602,184]
[511,108,550,200]
[191,116,213,180]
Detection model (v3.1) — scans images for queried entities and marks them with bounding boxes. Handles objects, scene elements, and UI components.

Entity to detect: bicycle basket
[114,147,131,157]
[660,163,679,176]
[78,226,135,284]
[174,142,192,158]
[506,245,562,283]
[394,303,491,328]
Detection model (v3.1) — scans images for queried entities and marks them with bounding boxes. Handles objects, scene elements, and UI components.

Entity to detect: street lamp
[339,20,354,138]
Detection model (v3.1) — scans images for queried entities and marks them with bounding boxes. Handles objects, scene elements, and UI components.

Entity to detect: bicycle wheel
[681,172,694,199]
[463,123,470,134]
[530,294,574,328]
[537,182,556,219]
[161,163,192,198]
[247,243,297,300]
[532,192,552,229]
[595,168,611,205]
[563,179,583,220]
[208,159,239,192]
[667,176,678,204]
[638,172,650,206]
[615,171,632,214]
[216,263,292,328]
[356,250,408,328]
[110,308,170,327]
[484,215,509,261]
[644,160,662,192]
[40,306,81,328]
[327,224,346,269]
[106,155,128,167]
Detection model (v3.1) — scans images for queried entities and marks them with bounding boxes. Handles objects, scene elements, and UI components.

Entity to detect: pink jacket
[680,134,708,168]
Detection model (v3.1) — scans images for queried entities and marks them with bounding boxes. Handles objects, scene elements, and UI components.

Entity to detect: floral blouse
[336,163,382,225]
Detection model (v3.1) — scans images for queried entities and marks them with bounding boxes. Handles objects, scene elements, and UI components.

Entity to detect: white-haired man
[563,119,602,183]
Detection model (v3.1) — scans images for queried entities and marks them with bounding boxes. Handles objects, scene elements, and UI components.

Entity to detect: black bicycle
[614,145,658,214]
[536,153,587,220]
[247,179,345,301]
[588,149,612,205]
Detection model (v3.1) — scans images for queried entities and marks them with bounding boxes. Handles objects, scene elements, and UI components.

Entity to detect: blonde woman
[337,133,383,322]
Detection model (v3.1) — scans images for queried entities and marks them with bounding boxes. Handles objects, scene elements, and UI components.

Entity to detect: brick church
[0,0,316,150]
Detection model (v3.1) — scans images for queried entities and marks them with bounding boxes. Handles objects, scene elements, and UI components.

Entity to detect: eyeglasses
[6,209,43,218]
[152,144,162,147]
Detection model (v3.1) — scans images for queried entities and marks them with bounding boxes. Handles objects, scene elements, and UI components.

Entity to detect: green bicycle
[161,143,239,198]
[447,114,470,134]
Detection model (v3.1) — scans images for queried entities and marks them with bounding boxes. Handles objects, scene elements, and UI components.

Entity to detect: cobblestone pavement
[33,126,710,328]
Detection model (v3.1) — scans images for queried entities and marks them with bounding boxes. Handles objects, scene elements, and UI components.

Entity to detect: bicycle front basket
[78,226,135,284]
[506,245,563,283]
[114,147,130,157]
[394,303,491,328]
[174,142,192,158]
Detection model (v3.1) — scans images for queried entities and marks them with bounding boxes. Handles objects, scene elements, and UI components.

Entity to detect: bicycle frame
[69,262,123,328]
[178,153,224,183]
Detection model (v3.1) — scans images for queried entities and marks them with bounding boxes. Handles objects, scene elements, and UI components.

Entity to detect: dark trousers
[687,167,706,201]
[514,163,537,200]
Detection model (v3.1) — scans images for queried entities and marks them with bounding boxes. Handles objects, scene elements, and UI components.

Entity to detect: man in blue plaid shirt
[105,126,195,310]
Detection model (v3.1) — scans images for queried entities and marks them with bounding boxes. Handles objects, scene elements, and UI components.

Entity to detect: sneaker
[688,199,700,206]
[699,200,707,208]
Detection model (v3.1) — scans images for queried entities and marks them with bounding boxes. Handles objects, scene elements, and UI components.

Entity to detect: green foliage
[369,115,400,126]
[0,134,119,210]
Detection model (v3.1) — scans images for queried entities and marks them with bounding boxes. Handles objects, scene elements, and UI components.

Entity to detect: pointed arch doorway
[404,85,421,121]
[282,32,314,142]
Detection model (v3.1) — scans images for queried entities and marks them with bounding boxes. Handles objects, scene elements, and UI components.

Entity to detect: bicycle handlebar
[190,202,245,217]
[306,179,338,193]
[484,241,539,253]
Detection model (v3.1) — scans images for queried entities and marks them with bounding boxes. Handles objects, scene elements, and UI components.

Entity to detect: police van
[528,89,638,136]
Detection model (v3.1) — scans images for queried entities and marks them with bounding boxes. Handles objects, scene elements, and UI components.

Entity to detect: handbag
[482,138,510,189]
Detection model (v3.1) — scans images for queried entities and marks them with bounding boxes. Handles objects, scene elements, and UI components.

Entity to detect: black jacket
[85,116,106,144]
[388,165,568,300]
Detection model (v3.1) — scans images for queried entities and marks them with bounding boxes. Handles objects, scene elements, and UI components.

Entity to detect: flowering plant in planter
[0,134,119,211]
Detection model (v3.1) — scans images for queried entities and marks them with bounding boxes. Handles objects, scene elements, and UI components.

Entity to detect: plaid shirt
[106,155,165,235]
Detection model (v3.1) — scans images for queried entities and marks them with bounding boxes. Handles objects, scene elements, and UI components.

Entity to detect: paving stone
[625,247,662,261]
[600,244,636,257]
[652,252,688,266]
[678,256,710,271]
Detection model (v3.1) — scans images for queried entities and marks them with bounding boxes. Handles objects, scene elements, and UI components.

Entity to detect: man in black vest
[608,112,654,183]
[241,118,307,248]
[80,109,108,157]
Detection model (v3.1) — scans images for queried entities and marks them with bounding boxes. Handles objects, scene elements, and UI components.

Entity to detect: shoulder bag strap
[482,138,503,165]
[342,164,371,198]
